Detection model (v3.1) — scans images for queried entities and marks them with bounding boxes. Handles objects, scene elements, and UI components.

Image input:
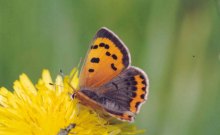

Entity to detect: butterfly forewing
[79,28,130,88]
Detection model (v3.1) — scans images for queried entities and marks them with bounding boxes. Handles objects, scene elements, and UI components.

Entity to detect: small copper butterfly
[75,27,149,122]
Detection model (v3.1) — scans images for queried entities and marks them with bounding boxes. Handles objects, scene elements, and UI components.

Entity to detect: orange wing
[79,27,130,88]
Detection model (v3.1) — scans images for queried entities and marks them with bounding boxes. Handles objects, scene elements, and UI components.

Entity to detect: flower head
[0,68,144,135]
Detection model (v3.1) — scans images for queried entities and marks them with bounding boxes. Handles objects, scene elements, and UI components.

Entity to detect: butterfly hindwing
[79,27,130,88]
[78,66,148,122]
[101,66,149,121]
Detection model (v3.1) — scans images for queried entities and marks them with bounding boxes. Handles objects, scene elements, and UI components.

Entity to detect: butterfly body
[76,27,149,122]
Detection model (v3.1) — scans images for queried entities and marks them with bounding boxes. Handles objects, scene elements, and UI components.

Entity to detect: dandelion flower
[0,68,144,135]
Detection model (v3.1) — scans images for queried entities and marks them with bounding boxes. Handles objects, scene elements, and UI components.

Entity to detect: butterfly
[74,27,149,122]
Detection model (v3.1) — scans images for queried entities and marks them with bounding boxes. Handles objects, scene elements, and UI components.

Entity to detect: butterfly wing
[101,66,148,121]
[79,27,130,88]
[78,66,149,122]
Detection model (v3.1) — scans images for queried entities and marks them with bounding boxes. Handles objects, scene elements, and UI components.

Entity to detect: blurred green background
[0,0,220,135]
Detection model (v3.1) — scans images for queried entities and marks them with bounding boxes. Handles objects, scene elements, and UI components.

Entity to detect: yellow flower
[0,68,144,135]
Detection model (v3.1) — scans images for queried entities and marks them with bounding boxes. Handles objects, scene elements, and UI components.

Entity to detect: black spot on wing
[140,94,145,99]
[126,82,131,86]
[140,75,145,79]
[99,43,105,47]
[132,92,137,98]
[131,86,137,91]
[90,57,100,63]
[135,102,141,108]
[111,63,117,71]
[105,51,111,56]
[92,45,98,49]
[131,81,137,85]
[88,69,94,72]
[105,44,109,49]
[112,54,117,60]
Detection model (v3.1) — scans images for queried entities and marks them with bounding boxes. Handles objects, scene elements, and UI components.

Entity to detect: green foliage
[0,0,220,135]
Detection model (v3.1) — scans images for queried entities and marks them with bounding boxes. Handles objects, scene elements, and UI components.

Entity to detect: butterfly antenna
[68,57,84,99]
